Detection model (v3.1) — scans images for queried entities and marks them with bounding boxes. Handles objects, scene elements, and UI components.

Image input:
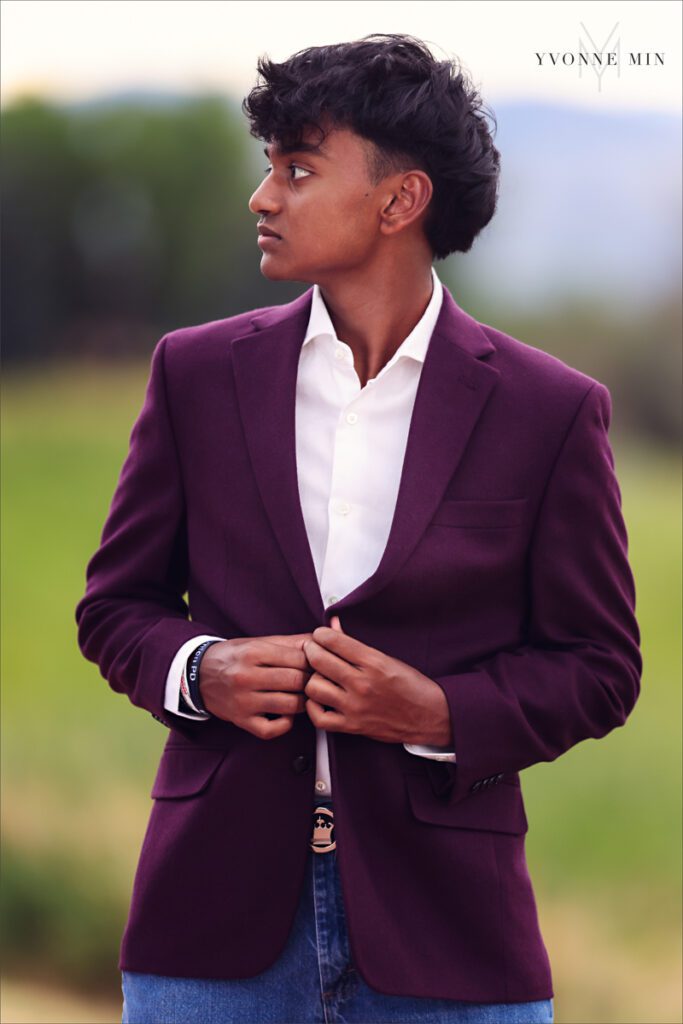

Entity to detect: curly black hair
[242,33,501,259]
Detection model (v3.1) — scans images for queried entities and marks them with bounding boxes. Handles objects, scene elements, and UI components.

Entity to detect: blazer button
[292,755,312,775]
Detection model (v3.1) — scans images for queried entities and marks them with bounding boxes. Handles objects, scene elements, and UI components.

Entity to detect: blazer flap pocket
[406,772,528,834]
[431,498,528,529]
[151,746,229,799]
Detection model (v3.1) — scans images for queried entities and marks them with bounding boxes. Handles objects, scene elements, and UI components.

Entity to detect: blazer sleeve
[433,381,643,802]
[75,335,224,730]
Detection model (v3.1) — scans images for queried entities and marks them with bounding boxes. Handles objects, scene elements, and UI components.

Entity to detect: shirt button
[345,412,358,424]
[327,595,339,605]
[337,502,351,516]
[315,780,327,793]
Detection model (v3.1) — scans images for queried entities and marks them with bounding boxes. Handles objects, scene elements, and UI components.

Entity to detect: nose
[248,174,281,217]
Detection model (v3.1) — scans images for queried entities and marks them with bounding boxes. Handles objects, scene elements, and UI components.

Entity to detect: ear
[379,170,433,239]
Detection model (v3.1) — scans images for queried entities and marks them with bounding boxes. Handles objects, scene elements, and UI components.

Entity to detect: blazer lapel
[330,286,500,615]
[231,283,500,624]
[231,288,326,623]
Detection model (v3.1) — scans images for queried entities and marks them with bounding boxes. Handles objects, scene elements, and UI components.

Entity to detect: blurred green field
[2,358,681,1023]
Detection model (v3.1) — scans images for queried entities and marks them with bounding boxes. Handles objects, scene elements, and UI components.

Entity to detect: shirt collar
[302,266,443,367]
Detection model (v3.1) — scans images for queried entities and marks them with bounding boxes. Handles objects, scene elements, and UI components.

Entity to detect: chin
[259,256,295,282]
[259,255,312,284]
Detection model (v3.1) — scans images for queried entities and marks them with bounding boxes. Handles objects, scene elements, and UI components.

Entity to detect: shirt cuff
[403,743,456,763]
[164,635,226,720]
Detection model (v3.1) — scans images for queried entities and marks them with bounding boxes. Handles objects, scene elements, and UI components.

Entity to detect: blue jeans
[122,800,553,1023]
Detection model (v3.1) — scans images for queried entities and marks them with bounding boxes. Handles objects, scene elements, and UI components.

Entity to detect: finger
[265,633,312,647]
[255,640,312,670]
[330,616,343,631]
[248,713,294,740]
[305,697,346,732]
[305,671,346,710]
[303,639,356,687]
[252,690,307,715]
[311,626,377,667]
[250,665,310,692]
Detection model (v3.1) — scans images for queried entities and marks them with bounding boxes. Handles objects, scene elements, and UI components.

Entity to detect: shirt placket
[320,339,364,608]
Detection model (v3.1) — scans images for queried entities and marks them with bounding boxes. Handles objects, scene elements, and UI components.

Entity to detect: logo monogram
[311,806,336,853]
[579,21,621,90]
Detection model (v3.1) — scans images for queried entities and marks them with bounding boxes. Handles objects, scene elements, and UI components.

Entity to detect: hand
[303,617,452,746]
[199,634,313,739]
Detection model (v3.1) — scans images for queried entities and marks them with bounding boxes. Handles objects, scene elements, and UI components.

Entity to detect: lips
[257,226,282,239]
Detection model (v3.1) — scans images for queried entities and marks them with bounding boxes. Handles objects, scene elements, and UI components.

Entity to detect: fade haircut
[242,33,501,259]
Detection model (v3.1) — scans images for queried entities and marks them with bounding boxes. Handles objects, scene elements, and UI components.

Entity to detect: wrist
[183,640,221,715]
[411,680,453,746]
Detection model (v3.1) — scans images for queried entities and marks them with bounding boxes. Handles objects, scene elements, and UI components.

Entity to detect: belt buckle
[310,805,336,854]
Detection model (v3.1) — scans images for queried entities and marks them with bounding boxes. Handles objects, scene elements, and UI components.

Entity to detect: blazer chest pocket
[405,772,528,835]
[150,746,229,800]
[430,498,528,529]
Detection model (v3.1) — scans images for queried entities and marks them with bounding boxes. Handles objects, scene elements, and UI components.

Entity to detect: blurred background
[1,1,681,1021]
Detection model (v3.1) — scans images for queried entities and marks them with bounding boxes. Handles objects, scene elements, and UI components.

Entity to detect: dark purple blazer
[75,284,641,1003]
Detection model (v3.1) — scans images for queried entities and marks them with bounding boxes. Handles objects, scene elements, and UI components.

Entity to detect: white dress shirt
[164,266,456,797]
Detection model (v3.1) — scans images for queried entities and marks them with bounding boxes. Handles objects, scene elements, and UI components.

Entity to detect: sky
[1,0,681,113]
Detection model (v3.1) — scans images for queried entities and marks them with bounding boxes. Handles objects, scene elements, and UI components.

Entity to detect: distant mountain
[449,100,682,312]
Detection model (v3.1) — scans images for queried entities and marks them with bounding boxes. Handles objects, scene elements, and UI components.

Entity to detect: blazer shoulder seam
[162,307,276,353]
[479,324,605,392]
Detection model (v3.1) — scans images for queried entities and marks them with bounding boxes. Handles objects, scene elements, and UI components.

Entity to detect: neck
[316,256,435,387]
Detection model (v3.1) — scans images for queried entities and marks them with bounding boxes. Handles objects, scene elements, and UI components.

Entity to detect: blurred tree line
[1,94,301,363]
[1,94,680,445]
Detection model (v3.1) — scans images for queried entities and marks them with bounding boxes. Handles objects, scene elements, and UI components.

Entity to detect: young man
[76,34,641,1024]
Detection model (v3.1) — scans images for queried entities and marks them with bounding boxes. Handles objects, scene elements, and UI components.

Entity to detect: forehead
[265,125,369,162]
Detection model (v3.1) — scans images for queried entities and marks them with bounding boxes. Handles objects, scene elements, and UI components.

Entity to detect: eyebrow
[263,141,328,160]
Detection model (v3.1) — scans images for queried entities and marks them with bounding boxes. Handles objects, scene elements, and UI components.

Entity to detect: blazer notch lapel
[332,293,501,614]
[231,290,325,623]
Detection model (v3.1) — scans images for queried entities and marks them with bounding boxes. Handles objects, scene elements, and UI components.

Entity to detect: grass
[1,976,121,1024]
[2,358,681,1021]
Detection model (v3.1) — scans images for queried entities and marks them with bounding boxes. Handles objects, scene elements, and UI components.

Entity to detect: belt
[310,804,336,854]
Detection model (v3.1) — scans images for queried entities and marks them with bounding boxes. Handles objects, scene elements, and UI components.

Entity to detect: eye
[290,164,311,180]
[263,164,272,176]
